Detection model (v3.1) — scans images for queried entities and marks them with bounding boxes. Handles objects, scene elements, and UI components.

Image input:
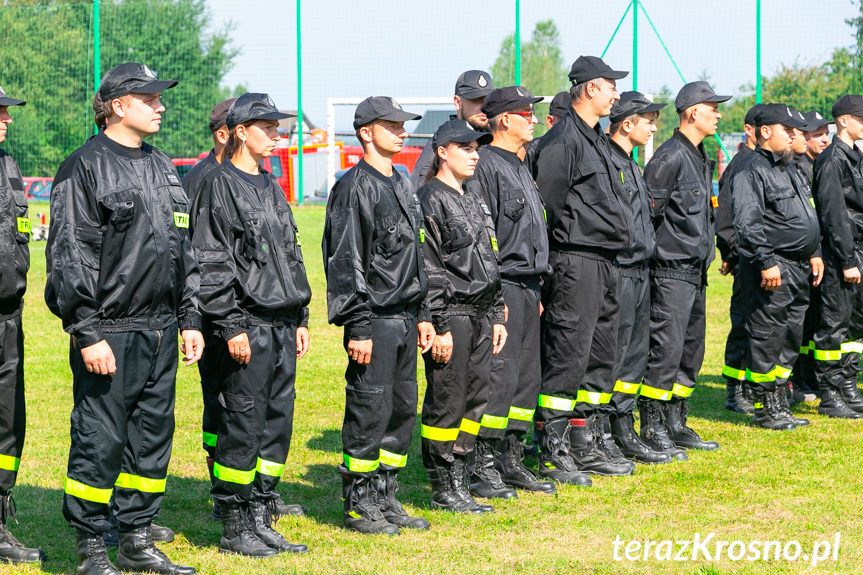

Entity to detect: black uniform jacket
[323,159,430,340]
[797,152,814,187]
[715,143,754,266]
[45,132,201,348]
[410,139,435,192]
[470,145,550,280]
[644,129,717,279]
[732,148,820,270]
[182,150,219,206]
[192,163,311,341]
[608,140,656,267]
[418,177,505,335]
[531,107,632,255]
[0,149,28,315]
[813,136,863,270]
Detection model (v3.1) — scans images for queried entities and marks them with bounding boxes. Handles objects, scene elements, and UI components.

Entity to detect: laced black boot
[248,499,307,553]
[373,470,430,529]
[593,413,635,470]
[340,471,399,535]
[116,527,196,574]
[838,380,863,413]
[566,417,633,476]
[751,390,797,430]
[494,433,556,493]
[637,399,687,460]
[469,439,518,500]
[817,387,863,419]
[452,457,494,513]
[610,412,673,464]
[535,419,592,485]
[773,385,809,426]
[0,492,45,565]
[76,531,119,575]
[725,381,754,414]
[663,399,720,451]
[218,501,277,557]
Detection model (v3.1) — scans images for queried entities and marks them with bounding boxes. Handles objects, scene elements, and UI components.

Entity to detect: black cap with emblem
[0,85,25,107]
[568,55,628,85]
[454,70,495,99]
[432,119,493,149]
[481,86,543,118]
[226,93,294,130]
[353,96,422,129]
[800,110,831,132]
[674,81,731,114]
[98,62,178,102]
[609,91,666,123]
[753,103,806,129]
[831,94,863,118]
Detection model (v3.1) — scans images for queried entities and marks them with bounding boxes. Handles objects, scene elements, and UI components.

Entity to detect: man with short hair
[810,95,863,418]
[0,86,46,565]
[798,110,831,185]
[640,81,730,453]
[410,70,494,190]
[323,97,435,534]
[605,91,674,464]
[732,104,821,430]
[470,86,559,492]
[46,62,202,575]
[531,55,635,479]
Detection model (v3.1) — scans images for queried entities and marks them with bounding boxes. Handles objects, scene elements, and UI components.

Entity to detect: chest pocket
[165,186,190,232]
[239,209,268,264]
[678,182,706,215]
[503,195,526,222]
[573,160,610,203]
[277,208,304,263]
[374,213,404,259]
[443,217,473,254]
[764,185,796,214]
[10,183,30,245]
[104,189,137,232]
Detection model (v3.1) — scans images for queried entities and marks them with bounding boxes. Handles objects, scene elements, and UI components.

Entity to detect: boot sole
[218,548,278,558]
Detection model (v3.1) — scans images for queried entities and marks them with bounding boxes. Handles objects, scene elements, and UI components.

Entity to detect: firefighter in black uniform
[470,86,559,492]
[524,91,570,171]
[716,104,763,414]
[323,97,435,535]
[811,95,863,418]
[45,63,201,575]
[410,70,495,190]
[418,119,507,512]
[531,55,634,478]
[732,104,821,430]
[192,93,310,556]
[640,81,730,453]
[606,92,674,464]
[0,86,45,565]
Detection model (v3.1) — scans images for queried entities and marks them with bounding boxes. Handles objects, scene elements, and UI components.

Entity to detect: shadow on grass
[305,428,341,453]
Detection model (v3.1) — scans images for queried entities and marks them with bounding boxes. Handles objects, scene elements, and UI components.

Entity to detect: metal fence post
[755,0,762,103]
[514,0,521,85]
[296,0,303,203]
[93,0,100,135]
[632,0,638,91]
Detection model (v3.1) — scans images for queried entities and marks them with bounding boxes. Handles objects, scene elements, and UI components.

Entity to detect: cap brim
[604,70,629,80]
[803,119,831,132]
[0,97,25,106]
[133,79,178,94]
[379,109,422,123]
[457,87,494,99]
[438,131,493,147]
[703,94,732,104]
[256,111,297,121]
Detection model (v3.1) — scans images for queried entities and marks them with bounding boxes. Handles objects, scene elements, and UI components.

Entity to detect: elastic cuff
[179,311,202,332]
[75,326,105,349]
[432,315,450,335]
[346,321,372,340]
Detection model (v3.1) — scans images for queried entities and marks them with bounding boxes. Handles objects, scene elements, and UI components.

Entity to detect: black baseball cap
[98,63,177,102]
[432,119,493,149]
[568,55,628,85]
[548,91,571,118]
[801,110,831,132]
[753,103,806,129]
[832,94,863,118]
[353,96,421,130]
[455,70,495,99]
[481,86,543,118]
[609,91,666,123]
[0,85,25,107]
[674,81,731,113]
[226,93,294,130]
[744,103,766,126]
[208,98,237,133]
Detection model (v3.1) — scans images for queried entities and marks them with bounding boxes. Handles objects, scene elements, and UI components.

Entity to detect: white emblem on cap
[787,107,792,117]
[517,87,525,97]
[267,95,275,107]
[0,85,5,95]
[467,122,475,131]
[391,98,402,110]
[478,75,488,87]
[142,65,157,79]
[816,112,823,120]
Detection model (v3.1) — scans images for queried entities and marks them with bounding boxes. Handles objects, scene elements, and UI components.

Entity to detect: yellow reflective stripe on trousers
[721,365,746,380]
[813,348,842,361]
[537,394,575,412]
[0,453,20,472]
[576,390,612,404]
[508,406,535,422]
[342,454,378,473]
[841,341,863,354]
[480,414,508,430]
[379,449,407,468]
[772,365,792,379]
[798,345,810,355]
[613,380,641,394]
[746,369,775,383]
[213,462,256,485]
[639,384,672,401]
[421,424,459,442]
[256,457,286,477]
[65,477,112,504]
[202,432,217,448]
[115,473,167,493]
[671,383,694,398]
[459,418,481,436]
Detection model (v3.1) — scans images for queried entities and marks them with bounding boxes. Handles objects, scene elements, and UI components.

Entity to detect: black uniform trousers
[721,272,748,385]
[421,311,492,468]
[0,313,25,492]
[538,251,620,421]
[197,327,221,458]
[792,286,819,391]
[641,276,705,402]
[210,321,297,504]
[342,313,418,476]
[64,325,177,535]
[813,250,863,391]
[483,280,541,436]
[610,267,650,415]
[740,257,810,392]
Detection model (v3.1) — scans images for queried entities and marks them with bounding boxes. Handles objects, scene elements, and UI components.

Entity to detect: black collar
[488,145,523,167]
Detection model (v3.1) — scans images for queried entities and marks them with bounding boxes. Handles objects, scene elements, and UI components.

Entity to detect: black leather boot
[818,388,863,419]
[568,417,633,476]
[839,380,863,413]
[249,500,307,553]
[594,413,630,464]
[725,381,754,414]
[535,419,592,486]
[218,501,277,557]
[752,390,797,430]
[76,531,119,575]
[638,399,687,461]
[452,457,494,513]
[273,498,306,518]
[469,440,518,500]
[773,386,809,426]
[494,433,556,493]
[104,522,174,548]
[610,412,673,464]
[373,470,430,529]
[663,399,720,451]
[116,527,196,574]
[428,462,490,514]
[0,492,45,565]
[340,471,399,535]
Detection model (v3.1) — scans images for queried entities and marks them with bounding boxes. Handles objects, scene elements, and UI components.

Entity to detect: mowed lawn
[10,202,863,575]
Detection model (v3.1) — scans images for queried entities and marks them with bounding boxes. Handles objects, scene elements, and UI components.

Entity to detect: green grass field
[7,202,862,574]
